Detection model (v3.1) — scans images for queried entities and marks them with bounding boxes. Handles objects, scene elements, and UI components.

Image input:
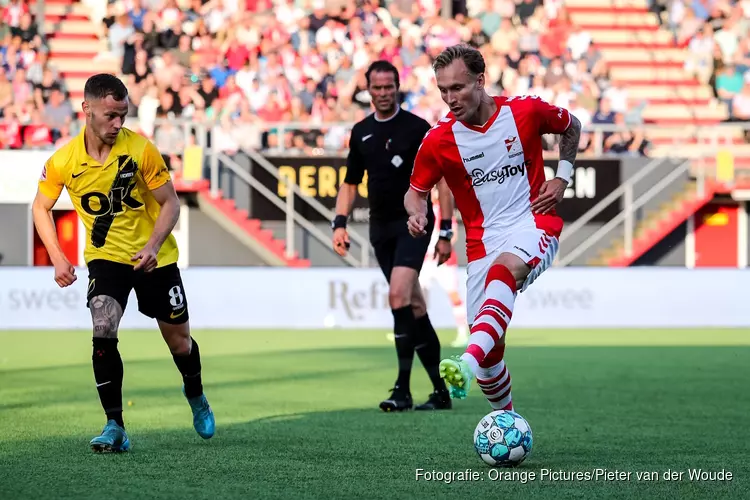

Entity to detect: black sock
[172,337,203,399]
[391,306,416,393]
[92,338,124,428]
[414,314,446,392]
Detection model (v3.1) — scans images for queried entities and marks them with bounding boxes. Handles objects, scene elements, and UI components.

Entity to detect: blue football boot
[183,387,215,439]
[90,420,130,453]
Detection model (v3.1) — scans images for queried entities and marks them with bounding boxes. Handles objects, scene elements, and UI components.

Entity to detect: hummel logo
[362,134,373,141]
[462,152,485,163]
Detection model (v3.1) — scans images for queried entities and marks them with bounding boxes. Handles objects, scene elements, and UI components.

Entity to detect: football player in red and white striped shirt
[404,45,582,411]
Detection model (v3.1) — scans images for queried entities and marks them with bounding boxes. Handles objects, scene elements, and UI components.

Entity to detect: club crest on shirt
[505,136,524,159]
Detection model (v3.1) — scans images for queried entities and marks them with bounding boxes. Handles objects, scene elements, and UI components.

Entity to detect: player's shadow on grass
[0,365,375,412]
[0,344,439,411]
[3,406,748,500]
[0,407,492,500]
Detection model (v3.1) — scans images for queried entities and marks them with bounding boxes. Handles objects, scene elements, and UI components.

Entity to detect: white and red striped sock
[477,354,513,411]
[460,264,517,375]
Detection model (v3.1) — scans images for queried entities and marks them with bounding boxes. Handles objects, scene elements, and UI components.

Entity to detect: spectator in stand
[731,81,750,121]
[648,0,670,26]
[0,67,13,113]
[23,108,52,149]
[34,68,63,110]
[12,12,43,47]
[26,50,57,86]
[108,10,136,62]
[685,23,715,84]
[2,0,29,31]
[714,14,742,65]
[154,115,185,171]
[567,93,594,153]
[592,97,617,126]
[1,106,21,149]
[11,67,33,104]
[516,0,539,25]
[42,88,75,143]
[605,113,650,157]
[716,64,746,106]
[677,7,706,45]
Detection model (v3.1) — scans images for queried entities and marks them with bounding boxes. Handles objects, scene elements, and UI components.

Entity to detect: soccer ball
[473,410,533,467]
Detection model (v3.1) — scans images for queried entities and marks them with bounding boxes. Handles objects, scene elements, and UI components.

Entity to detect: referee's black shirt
[344,108,432,222]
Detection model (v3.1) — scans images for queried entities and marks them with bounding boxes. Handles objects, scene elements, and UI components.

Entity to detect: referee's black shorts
[369,212,435,282]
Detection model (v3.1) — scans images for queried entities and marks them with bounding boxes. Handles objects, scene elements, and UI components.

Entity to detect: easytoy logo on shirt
[467,160,531,187]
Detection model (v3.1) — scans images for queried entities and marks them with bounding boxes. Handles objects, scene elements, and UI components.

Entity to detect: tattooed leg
[89,295,126,428]
[90,295,123,339]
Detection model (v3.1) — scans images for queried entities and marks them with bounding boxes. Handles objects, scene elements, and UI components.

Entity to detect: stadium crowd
[0,1,78,150]
[669,0,750,123]
[0,0,693,161]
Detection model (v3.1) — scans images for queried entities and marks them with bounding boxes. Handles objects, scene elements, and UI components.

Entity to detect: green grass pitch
[1,328,749,499]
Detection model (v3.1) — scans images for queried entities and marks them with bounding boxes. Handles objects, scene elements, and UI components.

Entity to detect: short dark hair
[432,44,486,76]
[84,73,128,101]
[365,60,400,88]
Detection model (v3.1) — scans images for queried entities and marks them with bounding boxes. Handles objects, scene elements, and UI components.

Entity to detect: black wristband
[332,215,348,230]
[439,219,453,241]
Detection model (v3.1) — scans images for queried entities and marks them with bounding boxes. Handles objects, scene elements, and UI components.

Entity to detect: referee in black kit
[331,60,454,412]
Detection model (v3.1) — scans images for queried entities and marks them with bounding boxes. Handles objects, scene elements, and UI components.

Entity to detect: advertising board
[1,267,747,330]
[250,156,621,223]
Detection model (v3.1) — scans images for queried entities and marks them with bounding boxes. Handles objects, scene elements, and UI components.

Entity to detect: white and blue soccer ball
[473,410,533,467]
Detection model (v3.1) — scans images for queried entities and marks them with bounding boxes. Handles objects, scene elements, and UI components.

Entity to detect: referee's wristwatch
[438,219,453,241]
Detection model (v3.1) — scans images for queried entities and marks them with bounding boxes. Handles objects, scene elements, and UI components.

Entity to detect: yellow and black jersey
[38,127,179,268]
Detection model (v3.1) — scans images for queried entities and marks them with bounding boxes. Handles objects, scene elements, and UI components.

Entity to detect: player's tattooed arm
[559,114,582,165]
[90,296,123,338]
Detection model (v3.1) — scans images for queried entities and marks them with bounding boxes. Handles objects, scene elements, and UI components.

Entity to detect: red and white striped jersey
[410,95,570,263]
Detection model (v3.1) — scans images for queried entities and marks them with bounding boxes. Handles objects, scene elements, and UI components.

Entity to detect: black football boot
[379,386,413,412]
[415,388,452,410]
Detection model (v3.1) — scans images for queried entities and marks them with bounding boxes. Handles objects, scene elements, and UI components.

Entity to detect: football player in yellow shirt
[32,74,214,453]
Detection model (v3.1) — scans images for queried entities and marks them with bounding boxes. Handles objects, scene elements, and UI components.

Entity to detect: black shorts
[86,259,189,324]
[369,214,435,282]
